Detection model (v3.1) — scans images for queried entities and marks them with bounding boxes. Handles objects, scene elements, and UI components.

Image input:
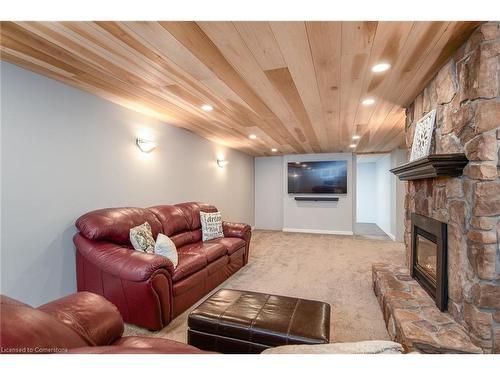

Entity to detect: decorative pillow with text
[200,211,224,241]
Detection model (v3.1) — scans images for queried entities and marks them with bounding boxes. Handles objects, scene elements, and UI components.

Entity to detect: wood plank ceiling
[0,21,481,156]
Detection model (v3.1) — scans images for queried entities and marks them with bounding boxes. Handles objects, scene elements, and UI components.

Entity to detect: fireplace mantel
[390,154,468,181]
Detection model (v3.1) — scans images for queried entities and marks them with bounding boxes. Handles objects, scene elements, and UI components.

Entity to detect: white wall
[356,162,377,223]
[375,154,392,238]
[254,156,282,230]
[255,153,355,234]
[391,149,407,242]
[283,153,354,234]
[0,62,255,306]
[356,151,406,241]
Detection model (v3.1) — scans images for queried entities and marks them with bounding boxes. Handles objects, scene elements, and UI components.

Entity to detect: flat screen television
[288,160,347,194]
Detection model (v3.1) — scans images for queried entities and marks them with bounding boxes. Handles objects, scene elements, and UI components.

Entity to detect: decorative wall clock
[410,109,437,161]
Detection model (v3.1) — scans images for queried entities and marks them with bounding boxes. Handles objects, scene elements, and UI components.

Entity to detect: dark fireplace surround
[410,213,448,311]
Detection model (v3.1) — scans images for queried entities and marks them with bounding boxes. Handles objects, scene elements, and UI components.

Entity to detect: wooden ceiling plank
[193,21,308,151]
[380,130,406,152]
[65,21,263,151]
[1,45,76,78]
[164,21,306,153]
[359,22,450,145]
[122,19,250,113]
[159,83,264,143]
[2,23,259,151]
[16,22,177,94]
[94,21,261,140]
[6,49,223,143]
[264,67,322,153]
[233,21,286,71]
[352,21,414,140]
[1,23,177,113]
[86,21,258,144]
[270,21,330,151]
[121,21,213,82]
[362,105,404,152]
[305,21,342,152]
[366,21,480,149]
[1,21,481,156]
[355,129,371,151]
[368,109,406,152]
[339,21,378,151]
[398,21,481,107]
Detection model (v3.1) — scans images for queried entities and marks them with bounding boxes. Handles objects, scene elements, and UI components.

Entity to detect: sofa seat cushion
[172,242,226,281]
[180,242,227,263]
[207,237,245,255]
[172,251,208,282]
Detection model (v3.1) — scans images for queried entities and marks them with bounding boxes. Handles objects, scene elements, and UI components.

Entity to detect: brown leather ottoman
[187,289,330,354]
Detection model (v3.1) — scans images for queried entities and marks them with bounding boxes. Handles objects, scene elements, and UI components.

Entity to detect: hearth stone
[372,263,482,353]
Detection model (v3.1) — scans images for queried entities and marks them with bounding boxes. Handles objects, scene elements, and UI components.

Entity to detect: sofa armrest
[74,234,175,282]
[222,222,251,239]
[38,292,124,346]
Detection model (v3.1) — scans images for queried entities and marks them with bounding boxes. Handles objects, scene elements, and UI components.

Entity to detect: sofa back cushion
[75,203,218,248]
[148,205,190,236]
[0,295,88,352]
[175,202,218,230]
[76,207,163,245]
[149,203,217,248]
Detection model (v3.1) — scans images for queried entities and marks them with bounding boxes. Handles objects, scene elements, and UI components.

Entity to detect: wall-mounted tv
[288,160,348,194]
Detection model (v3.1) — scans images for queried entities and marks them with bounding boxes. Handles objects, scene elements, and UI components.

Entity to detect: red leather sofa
[74,202,251,330]
[0,292,207,354]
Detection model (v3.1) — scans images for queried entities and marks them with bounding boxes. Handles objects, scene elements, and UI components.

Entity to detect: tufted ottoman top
[187,289,330,353]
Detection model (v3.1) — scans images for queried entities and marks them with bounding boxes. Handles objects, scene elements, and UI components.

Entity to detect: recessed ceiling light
[362,98,375,106]
[271,148,278,152]
[349,144,357,148]
[371,63,391,73]
[249,134,257,139]
[201,104,213,112]
[352,135,360,140]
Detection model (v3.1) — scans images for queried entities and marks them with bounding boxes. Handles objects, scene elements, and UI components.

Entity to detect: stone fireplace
[411,213,448,311]
[403,22,500,353]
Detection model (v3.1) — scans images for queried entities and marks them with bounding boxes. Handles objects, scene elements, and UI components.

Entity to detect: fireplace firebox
[410,213,448,311]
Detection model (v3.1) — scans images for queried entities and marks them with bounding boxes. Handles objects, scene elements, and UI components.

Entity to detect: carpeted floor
[124,230,405,343]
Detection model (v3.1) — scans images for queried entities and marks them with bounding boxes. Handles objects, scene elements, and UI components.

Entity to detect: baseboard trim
[282,228,353,236]
[387,233,396,241]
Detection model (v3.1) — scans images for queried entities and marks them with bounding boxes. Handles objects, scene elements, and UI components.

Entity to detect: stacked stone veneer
[373,264,482,353]
[404,22,500,353]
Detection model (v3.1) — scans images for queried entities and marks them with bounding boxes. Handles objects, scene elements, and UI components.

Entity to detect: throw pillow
[155,233,178,268]
[200,211,224,241]
[129,222,155,253]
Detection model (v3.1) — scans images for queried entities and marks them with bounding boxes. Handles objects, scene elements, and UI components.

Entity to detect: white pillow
[155,233,178,268]
[129,222,155,253]
[200,211,224,241]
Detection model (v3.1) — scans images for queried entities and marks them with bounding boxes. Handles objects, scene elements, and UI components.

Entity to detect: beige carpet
[124,230,405,343]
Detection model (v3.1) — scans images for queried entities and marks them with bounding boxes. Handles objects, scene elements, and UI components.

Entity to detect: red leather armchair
[74,202,251,330]
[0,292,207,354]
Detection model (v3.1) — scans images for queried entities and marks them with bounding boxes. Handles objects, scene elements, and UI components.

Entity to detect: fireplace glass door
[415,233,437,283]
[411,213,448,311]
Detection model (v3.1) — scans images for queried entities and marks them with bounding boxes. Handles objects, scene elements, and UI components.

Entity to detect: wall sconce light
[217,158,229,168]
[136,138,157,153]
